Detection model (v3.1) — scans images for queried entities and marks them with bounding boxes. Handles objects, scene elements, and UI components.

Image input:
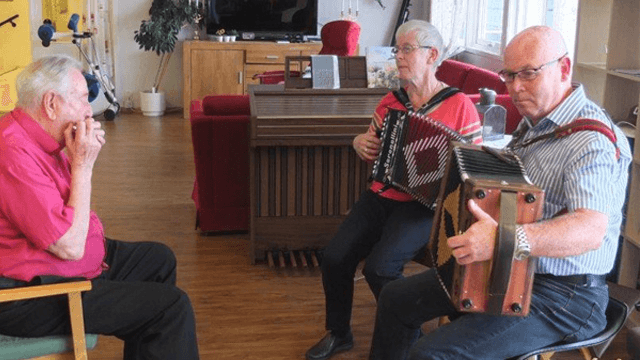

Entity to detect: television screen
[205,0,318,39]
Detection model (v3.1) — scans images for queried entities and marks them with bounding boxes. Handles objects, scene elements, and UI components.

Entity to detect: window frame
[463,0,554,59]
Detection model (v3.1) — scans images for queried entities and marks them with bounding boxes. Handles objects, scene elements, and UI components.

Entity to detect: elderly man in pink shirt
[0,55,199,360]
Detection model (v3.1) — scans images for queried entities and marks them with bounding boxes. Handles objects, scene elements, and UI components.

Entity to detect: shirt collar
[509,83,586,145]
[522,83,586,129]
[542,83,586,127]
[10,108,64,155]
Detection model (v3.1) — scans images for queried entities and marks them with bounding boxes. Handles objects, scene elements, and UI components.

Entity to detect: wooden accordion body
[370,109,467,207]
[429,142,544,316]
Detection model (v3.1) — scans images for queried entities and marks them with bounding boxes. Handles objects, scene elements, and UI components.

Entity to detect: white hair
[15,55,83,110]
[396,20,445,66]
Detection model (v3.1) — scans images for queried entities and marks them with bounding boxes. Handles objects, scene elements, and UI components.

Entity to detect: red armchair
[190,95,250,233]
[318,20,361,56]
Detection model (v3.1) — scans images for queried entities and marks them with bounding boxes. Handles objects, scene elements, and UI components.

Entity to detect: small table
[248,85,388,264]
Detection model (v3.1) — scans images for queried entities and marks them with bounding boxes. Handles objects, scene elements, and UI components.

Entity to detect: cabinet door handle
[266,55,279,60]
[238,71,243,84]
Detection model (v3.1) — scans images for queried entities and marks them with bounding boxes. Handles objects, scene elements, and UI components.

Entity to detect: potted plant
[134,0,198,116]
[227,30,238,42]
[212,28,225,42]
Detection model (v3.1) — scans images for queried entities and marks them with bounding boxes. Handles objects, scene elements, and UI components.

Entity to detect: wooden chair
[0,281,98,360]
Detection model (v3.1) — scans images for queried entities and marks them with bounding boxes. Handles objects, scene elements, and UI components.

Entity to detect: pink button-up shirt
[0,109,105,282]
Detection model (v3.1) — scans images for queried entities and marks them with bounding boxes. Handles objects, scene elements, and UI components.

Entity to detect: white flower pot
[140,90,166,117]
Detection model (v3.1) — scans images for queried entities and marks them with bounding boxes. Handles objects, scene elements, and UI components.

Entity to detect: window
[463,0,578,58]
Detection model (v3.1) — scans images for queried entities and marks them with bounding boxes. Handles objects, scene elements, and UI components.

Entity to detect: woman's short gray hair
[15,55,83,110]
[395,20,445,66]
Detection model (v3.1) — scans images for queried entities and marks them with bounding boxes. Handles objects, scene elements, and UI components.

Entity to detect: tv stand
[182,40,322,119]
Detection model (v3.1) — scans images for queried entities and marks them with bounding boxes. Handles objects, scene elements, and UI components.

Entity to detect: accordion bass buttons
[475,189,486,199]
[461,298,474,309]
[511,303,523,314]
[525,193,537,203]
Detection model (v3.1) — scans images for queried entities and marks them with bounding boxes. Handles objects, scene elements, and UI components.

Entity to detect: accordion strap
[510,118,620,160]
[392,86,461,115]
[488,191,518,313]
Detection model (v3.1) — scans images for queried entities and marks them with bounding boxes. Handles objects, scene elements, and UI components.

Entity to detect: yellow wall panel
[0,67,24,113]
[0,1,32,112]
[42,0,85,32]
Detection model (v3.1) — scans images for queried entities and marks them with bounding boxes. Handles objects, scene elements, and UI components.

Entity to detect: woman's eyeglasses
[391,45,433,55]
[498,53,568,83]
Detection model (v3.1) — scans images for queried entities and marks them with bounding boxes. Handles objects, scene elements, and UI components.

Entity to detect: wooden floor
[87,111,633,359]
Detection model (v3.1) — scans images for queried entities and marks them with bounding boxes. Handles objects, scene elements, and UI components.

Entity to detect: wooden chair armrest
[0,280,93,360]
[0,280,92,302]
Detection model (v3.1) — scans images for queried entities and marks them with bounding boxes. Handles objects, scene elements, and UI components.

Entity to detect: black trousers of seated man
[0,238,199,360]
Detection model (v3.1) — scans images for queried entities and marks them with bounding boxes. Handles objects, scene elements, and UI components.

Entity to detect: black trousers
[321,190,434,336]
[0,239,199,360]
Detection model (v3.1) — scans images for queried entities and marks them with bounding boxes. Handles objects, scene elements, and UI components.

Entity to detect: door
[190,49,244,99]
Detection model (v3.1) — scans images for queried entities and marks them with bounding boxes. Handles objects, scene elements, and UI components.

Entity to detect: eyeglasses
[498,52,568,83]
[391,45,432,55]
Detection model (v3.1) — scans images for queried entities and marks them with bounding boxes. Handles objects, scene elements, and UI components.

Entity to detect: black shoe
[305,331,354,360]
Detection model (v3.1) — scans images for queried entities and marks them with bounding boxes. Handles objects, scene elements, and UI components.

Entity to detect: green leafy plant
[134,0,198,92]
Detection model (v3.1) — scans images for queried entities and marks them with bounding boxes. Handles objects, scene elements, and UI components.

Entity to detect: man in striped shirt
[368,26,632,360]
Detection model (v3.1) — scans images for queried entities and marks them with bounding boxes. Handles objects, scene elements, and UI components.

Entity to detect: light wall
[28,0,426,111]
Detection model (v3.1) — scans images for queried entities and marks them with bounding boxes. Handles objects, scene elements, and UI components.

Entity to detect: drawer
[246,45,301,64]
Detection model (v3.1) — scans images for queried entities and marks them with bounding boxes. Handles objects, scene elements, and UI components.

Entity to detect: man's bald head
[505,26,568,69]
[501,26,573,123]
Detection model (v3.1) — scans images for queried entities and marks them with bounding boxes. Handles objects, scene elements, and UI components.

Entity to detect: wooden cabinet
[574,1,640,288]
[182,41,322,118]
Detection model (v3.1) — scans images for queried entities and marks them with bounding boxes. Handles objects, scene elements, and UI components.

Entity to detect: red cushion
[319,20,361,56]
[202,95,250,116]
[436,59,473,90]
[252,71,301,85]
[461,67,508,94]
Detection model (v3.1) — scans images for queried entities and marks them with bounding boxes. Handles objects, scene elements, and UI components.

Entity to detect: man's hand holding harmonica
[64,118,105,172]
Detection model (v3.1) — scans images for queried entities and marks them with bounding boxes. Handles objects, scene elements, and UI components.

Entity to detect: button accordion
[370,109,468,208]
[429,142,544,316]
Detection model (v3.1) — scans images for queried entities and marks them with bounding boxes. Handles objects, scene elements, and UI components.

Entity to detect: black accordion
[370,109,468,207]
[429,142,544,316]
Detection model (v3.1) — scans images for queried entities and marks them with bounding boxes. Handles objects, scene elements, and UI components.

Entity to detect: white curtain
[430,0,468,61]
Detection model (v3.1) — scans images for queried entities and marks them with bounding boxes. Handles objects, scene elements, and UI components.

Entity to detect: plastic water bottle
[475,88,506,141]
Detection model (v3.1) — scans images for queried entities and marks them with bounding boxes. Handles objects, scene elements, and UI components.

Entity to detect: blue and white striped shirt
[510,84,632,276]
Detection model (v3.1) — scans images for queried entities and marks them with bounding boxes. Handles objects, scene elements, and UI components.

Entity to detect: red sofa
[190,95,250,232]
[189,61,522,233]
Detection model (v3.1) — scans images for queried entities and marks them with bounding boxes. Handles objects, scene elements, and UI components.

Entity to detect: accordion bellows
[370,109,468,207]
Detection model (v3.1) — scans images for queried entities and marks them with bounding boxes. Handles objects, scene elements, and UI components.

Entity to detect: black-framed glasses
[391,45,432,55]
[498,52,568,83]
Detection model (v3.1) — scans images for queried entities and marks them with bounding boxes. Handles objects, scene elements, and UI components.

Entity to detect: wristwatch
[514,224,531,260]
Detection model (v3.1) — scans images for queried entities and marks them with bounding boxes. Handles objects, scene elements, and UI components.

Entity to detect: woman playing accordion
[306,19,482,360]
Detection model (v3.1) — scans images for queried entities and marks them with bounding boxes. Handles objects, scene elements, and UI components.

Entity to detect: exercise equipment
[38,14,119,120]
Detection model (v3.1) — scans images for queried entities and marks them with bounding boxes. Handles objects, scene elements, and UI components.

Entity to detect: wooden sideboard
[248,85,388,264]
[182,40,322,119]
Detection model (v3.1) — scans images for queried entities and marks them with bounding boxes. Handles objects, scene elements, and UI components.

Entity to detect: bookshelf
[574,0,640,288]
